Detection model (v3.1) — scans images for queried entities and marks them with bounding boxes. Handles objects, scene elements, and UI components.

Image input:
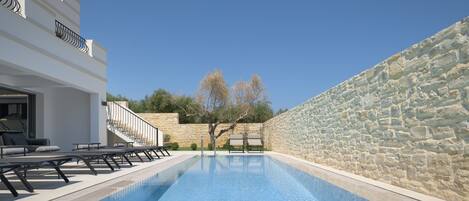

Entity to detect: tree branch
[215,109,249,139]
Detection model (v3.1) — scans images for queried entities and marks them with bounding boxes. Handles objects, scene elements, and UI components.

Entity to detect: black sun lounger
[74,148,135,167]
[95,147,153,162]
[111,142,170,158]
[122,145,170,158]
[0,163,33,197]
[0,155,73,183]
[29,150,130,175]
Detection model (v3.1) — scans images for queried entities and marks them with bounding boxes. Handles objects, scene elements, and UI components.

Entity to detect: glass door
[0,86,35,138]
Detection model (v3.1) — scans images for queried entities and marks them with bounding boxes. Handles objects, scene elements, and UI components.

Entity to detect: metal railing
[55,20,89,53]
[0,0,21,14]
[107,102,159,146]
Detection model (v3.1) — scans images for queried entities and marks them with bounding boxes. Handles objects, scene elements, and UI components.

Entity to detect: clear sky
[81,0,469,111]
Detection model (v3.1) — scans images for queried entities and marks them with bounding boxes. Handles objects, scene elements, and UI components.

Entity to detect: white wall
[0,0,108,148]
[38,87,91,151]
[0,6,107,93]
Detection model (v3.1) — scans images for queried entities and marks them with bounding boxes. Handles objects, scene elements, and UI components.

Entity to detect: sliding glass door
[0,86,35,138]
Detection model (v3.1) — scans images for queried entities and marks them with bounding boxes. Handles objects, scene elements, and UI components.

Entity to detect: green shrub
[222,140,231,150]
[190,143,197,150]
[207,143,213,150]
[171,142,179,150]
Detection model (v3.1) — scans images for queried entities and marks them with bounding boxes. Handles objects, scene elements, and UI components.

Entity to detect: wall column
[90,93,106,144]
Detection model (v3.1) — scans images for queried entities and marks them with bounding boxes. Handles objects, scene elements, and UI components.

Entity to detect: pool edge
[266,152,444,201]
[52,154,197,201]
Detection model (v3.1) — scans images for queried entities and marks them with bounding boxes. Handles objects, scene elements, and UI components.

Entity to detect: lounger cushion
[114,143,126,147]
[247,139,262,146]
[247,134,261,139]
[2,133,28,145]
[1,147,26,155]
[35,146,61,152]
[27,138,49,146]
[230,134,243,139]
[230,139,244,146]
[76,144,100,150]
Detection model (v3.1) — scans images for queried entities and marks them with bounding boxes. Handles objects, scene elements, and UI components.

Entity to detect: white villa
[0,0,108,151]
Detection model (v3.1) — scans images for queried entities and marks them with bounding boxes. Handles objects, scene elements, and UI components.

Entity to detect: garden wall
[138,113,263,148]
[263,17,469,200]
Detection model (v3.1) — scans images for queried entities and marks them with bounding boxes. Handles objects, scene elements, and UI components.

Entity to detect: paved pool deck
[0,151,444,201]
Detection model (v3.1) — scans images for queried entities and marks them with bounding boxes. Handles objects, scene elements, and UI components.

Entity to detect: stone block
[432,127,455,140]
[411,154,427,167]
[419,79,447,92]
[416,107,436,120]
[448,75,469,90]
[410,126,432,140]
[438,139,463,155]
[427,154,452,177]
[388,60,404,79]
[404,56,429,74]
[454,122,469,142]
[430,51,458,76]
[459,46,469,64]
[436,104,469,121]
[446,63,469,80]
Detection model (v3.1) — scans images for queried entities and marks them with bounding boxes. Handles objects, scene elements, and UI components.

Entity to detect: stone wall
[263,17,469,200]
[138,113,263,147]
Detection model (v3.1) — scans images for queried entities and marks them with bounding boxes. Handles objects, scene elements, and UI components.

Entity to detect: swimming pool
[102,155,366,201]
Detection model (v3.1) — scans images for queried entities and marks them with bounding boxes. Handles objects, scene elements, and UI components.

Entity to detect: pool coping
[51,154,197,201]
[266,152,444,201]
[51,151,445,201]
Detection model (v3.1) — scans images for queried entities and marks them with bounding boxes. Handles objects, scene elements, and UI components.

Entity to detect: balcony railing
[55,20,89,53]
[0,0,21,14]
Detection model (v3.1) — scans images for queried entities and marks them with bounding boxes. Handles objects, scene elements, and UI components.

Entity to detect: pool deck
[0,151,444,201]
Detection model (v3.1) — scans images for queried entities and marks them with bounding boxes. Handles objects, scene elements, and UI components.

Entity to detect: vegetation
[108,69,274,155]
[170,142,179,150]
[178,69,267,154]
[107,76,273,124]
[207,143,213,150]
[190,143,197,150]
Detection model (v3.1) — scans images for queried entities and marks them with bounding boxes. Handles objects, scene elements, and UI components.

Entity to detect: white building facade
[0,0,107,150]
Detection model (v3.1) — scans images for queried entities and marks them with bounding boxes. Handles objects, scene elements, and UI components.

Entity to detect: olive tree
[188,69,265,154]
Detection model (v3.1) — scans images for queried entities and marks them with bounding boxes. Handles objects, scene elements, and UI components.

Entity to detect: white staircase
[106,101,164,146]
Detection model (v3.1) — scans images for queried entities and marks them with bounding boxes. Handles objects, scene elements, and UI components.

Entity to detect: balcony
[0,0,21,15]
[0,0,107,86]
[55,20,89,53]
[0,0,106,64]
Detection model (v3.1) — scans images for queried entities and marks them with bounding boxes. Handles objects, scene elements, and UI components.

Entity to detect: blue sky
[81,0,469,111]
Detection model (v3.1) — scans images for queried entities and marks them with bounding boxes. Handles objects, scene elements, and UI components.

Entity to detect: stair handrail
[107,101,159,146]
[108,101,159,130]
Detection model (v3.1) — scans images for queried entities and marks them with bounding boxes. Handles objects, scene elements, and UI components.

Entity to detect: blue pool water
[103,156,366,201]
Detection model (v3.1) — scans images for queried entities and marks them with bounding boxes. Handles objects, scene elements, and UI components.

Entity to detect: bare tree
[186,69,265,154]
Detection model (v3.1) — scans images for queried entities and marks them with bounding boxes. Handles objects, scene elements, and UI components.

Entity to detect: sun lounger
[29,150,131,174]
[1,132,60,153]
[0,155,73,183]
[229,134,245,153]
[247,134,263,152]
[112,142,170,158]
[0,163,33,197]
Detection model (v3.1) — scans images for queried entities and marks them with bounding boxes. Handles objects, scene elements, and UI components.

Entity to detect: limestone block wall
[138,113,263,147]
[263,17,469,200]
